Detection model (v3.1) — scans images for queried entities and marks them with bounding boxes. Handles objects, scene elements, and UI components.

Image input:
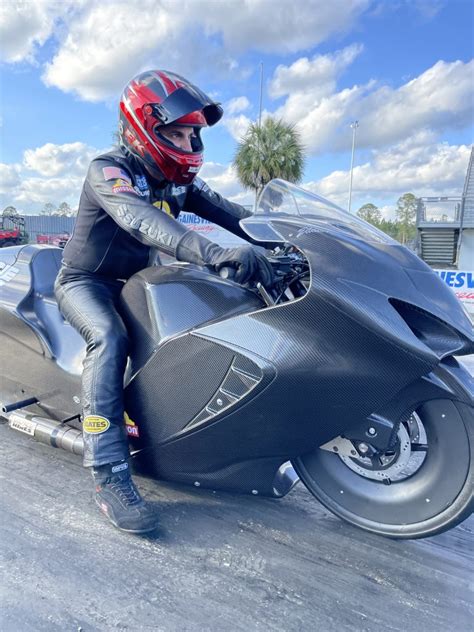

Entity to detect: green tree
[54,202,73,216]
[41,202,56,216]
[378,219,401,241]
[395,193,418,244]
[2,205,18,216]
[233,117,305,199]
[357,203,382,226]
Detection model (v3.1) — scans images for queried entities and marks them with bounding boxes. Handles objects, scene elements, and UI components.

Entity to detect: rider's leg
[55,271,157,533]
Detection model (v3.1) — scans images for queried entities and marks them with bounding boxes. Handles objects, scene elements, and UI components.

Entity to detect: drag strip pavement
[0,361,473,631]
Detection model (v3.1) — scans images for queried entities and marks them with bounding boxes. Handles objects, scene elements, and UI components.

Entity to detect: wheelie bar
[6,410,84,456]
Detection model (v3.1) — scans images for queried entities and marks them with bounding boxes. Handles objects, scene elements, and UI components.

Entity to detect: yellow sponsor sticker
[153,200,173,216]
[83,415,110,434]
[124,412,140,437]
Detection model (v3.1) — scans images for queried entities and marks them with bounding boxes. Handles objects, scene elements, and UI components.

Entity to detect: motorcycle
[1,179,472,539]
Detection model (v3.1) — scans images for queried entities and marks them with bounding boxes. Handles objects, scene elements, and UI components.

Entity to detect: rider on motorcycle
[55,70,274,533]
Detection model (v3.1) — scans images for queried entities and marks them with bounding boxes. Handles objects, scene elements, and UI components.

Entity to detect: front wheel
[293,399,473,539]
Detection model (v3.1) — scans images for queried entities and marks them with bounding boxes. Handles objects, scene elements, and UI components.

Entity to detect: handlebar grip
[219,266,236,280]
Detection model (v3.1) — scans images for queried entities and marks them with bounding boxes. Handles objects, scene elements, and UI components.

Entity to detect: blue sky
[0,0,473,217]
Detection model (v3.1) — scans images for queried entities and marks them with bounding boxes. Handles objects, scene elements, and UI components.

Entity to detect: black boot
[92,461,158,534]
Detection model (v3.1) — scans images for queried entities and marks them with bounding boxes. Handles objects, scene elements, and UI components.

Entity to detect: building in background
[417,146,474,269]
[416,146,474,319]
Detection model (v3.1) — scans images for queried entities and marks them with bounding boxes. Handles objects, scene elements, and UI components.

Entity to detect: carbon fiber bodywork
[119,218,472,495]
[1,205,472,499]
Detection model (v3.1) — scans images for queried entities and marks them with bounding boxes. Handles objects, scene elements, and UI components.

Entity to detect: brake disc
[338,414,426,482]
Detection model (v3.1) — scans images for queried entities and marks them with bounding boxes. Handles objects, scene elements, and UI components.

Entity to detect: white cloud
[226,97,251,115]
[307,137,471,209]
[223,113,253,143]
[0,141,106,211]
[23,142,101,177]
[269,44,363,100]
[37,0,370,102]
[0,0,76,63]
[13,175,85,206]
[0,163,21,194]
[200,0,370,53]
[200,161,247,200]
[273,57,474,154]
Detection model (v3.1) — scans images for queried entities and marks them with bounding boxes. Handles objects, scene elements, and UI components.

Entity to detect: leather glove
[208,246,275,286]
[176,230,275,287]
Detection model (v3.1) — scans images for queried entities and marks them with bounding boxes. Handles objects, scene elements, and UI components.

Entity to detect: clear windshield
[254,179,396,245]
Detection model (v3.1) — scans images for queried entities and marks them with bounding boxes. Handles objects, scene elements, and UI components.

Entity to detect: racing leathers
[55,146,262,467]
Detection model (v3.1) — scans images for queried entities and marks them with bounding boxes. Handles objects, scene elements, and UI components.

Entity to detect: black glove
[176,231,275,287]
[209,246,274,286]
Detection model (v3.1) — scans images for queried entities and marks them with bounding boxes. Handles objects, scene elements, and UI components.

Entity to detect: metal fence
[2,215,76,242]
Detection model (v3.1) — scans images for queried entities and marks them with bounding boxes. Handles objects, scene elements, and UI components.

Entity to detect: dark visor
[149,87,223,126]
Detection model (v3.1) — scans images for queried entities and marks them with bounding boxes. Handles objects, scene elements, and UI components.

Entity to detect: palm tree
[233,117,305,201]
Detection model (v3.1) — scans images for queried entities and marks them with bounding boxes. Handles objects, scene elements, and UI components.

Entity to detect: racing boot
[92,460,158,534]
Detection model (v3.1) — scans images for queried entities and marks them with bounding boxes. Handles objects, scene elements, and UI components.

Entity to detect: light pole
[255,61,264,207]
[348,120,359,213]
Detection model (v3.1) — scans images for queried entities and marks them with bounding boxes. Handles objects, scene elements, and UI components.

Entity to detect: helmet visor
[149,87,223,126]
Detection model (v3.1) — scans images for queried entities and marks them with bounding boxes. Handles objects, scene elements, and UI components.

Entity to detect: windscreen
[254,179,396,245]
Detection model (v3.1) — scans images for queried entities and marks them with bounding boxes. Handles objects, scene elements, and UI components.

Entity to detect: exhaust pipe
[6,410,84,456]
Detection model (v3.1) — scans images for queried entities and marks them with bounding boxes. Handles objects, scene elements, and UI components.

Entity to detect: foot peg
[2,396,39,414]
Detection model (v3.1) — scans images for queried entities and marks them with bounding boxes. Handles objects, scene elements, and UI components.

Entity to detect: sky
[0,0,473,218]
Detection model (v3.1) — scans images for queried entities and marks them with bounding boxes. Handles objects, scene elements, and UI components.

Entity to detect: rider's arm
[86,158,254,271]
[86,158,190,256]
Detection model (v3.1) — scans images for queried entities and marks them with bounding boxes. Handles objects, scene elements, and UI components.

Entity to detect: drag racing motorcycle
[1,180,473,539]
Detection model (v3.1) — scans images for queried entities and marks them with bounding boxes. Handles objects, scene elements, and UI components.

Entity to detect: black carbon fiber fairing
[122,217,473,494]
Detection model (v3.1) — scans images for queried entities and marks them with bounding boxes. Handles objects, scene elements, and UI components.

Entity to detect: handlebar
[218,266,236,280]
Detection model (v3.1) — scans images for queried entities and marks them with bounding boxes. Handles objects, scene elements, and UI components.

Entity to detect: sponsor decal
[102,166,132,183]
[133,186,149,197]
[124,412,140,437]
[83,415,110,434]
[111,462,128,474]
[135,175,148,190]
[112,183,138,195]
[188,166,200,173]
[179,212,213,233]
[434,270,474,305]
[153,200,173,217]
[9,415,36,436]
[170,185,186,196]
[124,128,146,155]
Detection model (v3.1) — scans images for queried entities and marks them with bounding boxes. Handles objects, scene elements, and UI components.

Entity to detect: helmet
[119,70,223,184]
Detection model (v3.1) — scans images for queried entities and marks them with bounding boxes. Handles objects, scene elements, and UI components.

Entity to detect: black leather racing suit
[55,147,252,467]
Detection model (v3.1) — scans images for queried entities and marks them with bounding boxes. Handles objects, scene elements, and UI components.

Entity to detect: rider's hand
[175,231,275,286]
[209,246,275,286]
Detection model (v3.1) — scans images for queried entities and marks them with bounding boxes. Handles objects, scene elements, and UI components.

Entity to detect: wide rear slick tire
[293,399,473,539]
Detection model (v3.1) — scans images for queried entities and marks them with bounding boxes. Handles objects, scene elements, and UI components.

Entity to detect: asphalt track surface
[1,357,473,632]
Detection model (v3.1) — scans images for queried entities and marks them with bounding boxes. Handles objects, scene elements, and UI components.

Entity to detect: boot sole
[95,497,158,534]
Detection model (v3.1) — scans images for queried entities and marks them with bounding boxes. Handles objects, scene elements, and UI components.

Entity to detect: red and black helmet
[119,70,223,184]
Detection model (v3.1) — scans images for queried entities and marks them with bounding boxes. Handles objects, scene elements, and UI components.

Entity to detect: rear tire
[293,399,473,539]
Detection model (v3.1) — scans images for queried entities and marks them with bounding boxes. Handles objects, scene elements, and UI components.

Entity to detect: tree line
[356,194,418,245]
[2,202,77,217]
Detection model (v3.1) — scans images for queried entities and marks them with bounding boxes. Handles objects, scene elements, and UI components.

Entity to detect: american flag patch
[102,166,132,183]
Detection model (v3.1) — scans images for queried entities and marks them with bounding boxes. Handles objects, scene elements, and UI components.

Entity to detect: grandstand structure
[416,146,474,268]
